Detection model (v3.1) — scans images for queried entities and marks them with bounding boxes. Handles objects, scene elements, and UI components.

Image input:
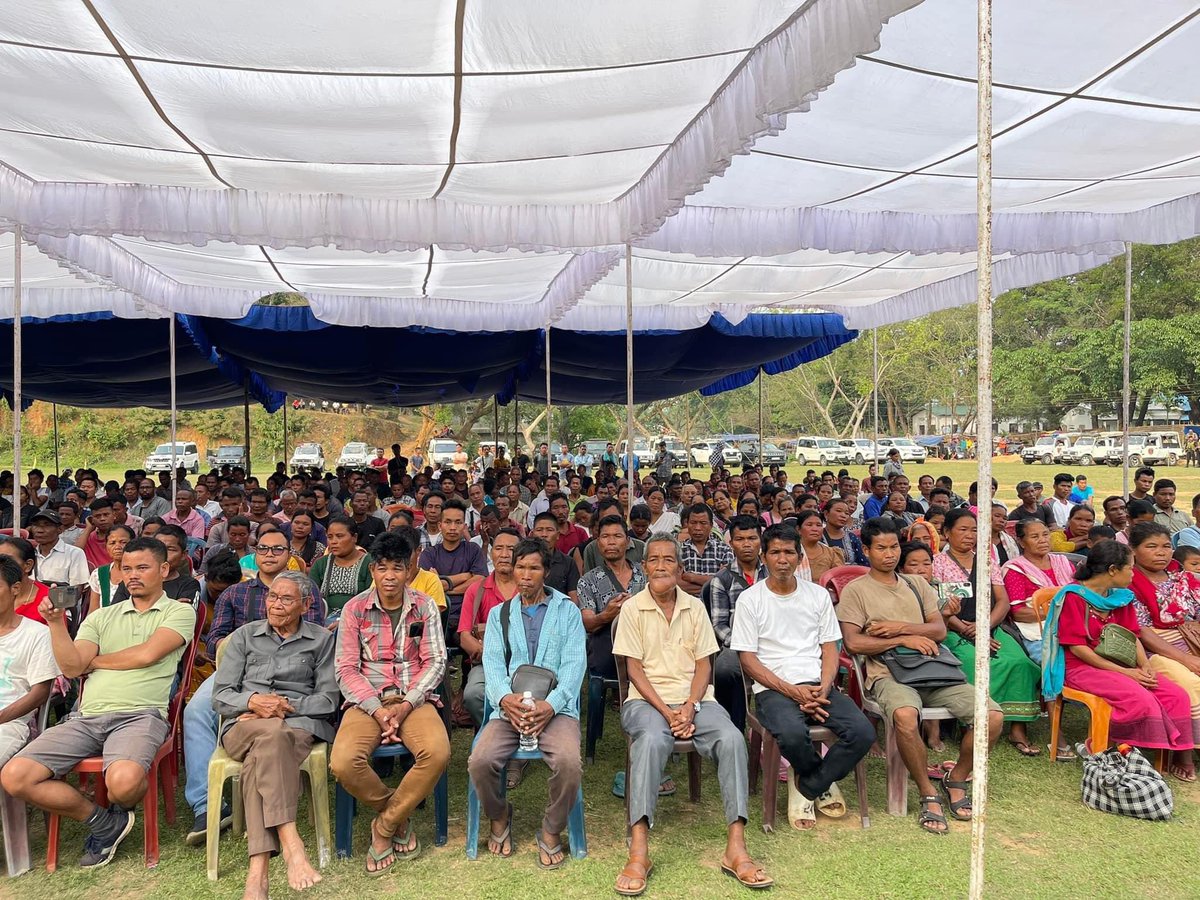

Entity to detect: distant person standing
[653,441,675,482]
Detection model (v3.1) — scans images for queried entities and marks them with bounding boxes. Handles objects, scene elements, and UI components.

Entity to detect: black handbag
[500,596,559,700]
[879,576,967,688]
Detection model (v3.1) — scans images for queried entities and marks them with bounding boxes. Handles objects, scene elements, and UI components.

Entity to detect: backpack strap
[500,596,518,673]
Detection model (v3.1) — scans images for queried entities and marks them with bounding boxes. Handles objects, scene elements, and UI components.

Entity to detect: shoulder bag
[1088,606,1138,668]
[500,596,559,700]
[878,575,966,688]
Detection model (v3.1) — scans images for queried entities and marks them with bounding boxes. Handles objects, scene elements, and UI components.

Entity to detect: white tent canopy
[0,0,1196,331]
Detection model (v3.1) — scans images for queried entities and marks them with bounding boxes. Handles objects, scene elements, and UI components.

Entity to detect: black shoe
[79,808,135,869]
[184,805,233,847]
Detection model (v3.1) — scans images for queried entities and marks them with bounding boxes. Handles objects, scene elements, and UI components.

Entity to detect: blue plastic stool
[334,742,449,858]
[464,704,587,860]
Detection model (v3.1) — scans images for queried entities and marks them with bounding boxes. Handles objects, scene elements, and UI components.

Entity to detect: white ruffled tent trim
[0,286,163,320]
[828,246,1125,329]
[26,230,624,331]
[0,1,914,252]
[642,201,1200,256]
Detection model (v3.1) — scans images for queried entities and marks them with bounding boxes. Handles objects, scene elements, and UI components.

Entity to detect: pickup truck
[206,445,248,469]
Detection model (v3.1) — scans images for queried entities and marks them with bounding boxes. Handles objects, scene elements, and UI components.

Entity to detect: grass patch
[3,703,1198,900]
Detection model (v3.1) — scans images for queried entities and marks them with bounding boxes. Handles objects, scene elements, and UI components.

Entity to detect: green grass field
[3,700,1197,900]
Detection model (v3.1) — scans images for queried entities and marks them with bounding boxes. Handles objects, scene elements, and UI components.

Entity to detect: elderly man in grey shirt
[212,571,337,900]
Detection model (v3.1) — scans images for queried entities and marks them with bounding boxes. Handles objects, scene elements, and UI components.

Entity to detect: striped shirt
[335,586,446,716]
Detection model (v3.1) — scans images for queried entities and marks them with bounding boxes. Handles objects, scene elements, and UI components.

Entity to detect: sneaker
[79,808,135,869]
[184,805,233,847]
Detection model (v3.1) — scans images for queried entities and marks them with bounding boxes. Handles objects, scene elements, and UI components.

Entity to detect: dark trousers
[754,687,874,801]
[713,649,746,732]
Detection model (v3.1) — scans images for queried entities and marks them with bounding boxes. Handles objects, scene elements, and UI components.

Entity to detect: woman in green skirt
[931,508,1042,756]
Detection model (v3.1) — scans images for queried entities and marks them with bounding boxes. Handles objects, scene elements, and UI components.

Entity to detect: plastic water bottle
[518,691,539,752]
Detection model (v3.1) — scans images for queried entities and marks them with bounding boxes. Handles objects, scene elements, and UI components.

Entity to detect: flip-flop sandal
[816,783,847,818]
[1008,739,1041,757]
[940,777,973,821]
[658,776,676,797]
[365,820,397,876]
[486,803,514,858]
[1049,744,1077,762]
[720,856,774,890]
[917,795,948,836]
[1170,765,1198,783]
[392,821,422,861]
[615,859,653,897]
[534,832,567,870]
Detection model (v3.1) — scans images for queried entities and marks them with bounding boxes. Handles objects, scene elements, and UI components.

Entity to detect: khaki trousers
[221,718,315,857]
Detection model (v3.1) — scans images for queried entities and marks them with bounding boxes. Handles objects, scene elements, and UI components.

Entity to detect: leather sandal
[917,795,948,835]
[720,854,774,890]
[615,858,653,897]
[940,777,973,821]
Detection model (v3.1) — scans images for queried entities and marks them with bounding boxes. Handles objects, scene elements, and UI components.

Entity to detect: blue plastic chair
[464,700,587,860]
[334,742,448,857]
[585,673,619,763]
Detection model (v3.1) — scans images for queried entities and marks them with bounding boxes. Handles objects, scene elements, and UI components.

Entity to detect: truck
[143,441,200,474]
[206,445,247,469]
[289,442,325,473]
[1104,431,1183,467]
[336,441,373,468]
[1060,433,1120,467]
[1021,433,1075,465]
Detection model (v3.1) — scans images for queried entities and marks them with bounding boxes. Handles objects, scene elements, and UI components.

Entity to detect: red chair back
[1004,519,1018,538]
[818,565,869,604]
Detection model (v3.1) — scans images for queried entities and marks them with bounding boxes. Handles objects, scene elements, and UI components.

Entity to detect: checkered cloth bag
[1081,746,1173,820]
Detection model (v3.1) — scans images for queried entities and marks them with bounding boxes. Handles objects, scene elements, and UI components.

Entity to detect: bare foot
[281,844,322,891]
[868,741,886,759]
[241,872,269,900]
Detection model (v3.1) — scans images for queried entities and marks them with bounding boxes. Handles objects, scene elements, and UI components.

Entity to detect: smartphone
[49,584,79,610]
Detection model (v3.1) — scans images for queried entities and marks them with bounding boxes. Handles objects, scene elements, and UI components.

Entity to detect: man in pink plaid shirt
[329,531,449,874]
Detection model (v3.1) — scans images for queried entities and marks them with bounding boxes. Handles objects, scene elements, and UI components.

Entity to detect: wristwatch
[692,701,701,714]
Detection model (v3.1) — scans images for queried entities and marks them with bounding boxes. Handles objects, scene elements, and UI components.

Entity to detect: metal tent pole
[626,244,635,478]
[544,327,552,459]
[11,226,22,502]
[282,395,288,470]
[969,1,994,897]
[872,329,879,467]
[513,396,519,457]
[169,314,178,503]
[493,396,499,463]
[758,370,765,462]
[52,403,60,477]
[1122,243,1132,497]
[243,381,251,477]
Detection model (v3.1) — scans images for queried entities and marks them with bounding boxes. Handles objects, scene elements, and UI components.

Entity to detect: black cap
[28,509,61,526]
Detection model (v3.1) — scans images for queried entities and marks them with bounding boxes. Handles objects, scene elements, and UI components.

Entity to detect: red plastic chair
[45,606,204,871]
[817,565,869,604]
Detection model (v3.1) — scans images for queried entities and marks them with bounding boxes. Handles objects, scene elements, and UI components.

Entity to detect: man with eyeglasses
[180,530,326,847]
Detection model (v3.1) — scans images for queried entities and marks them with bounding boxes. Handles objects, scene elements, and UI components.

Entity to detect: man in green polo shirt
[1,537,195,869]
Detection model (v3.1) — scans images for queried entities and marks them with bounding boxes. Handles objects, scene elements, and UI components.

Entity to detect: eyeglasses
[256,545,289,556]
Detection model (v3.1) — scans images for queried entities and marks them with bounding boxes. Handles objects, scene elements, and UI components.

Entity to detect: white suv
[143,441,200,474]
[876,437,927,464]
[838,438,879,465]
[793,436,849,466]
[336,442,372,468]
[691,440,742,468]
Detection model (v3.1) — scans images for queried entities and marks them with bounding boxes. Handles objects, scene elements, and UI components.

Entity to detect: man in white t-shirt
[732,523,873,830]
[0,556,60,766]
[1045,473,1075,529]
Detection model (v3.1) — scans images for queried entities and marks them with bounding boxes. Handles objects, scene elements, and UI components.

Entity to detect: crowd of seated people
[1,450,1199,893]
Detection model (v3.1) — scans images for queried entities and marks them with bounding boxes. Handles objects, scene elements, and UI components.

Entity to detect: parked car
[206,445,247,469]
[741,442,787,467]
[1104,431,1183,467]
[583,439,612,460]
[690,439,743,468]
[793,436,850,467]
[143,441,200,474]
[1061,433,1121,467]
[336,441,373,468]
[875,437,927,464]
[289,442,325,472]
[838,438,880,465]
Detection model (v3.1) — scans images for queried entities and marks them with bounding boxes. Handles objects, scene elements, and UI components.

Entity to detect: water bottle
[518,691,539,752]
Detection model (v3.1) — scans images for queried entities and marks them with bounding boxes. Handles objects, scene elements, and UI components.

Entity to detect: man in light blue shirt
[467,538,585,869]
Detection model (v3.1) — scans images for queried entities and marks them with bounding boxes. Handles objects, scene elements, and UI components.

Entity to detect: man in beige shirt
[612,534,772,896]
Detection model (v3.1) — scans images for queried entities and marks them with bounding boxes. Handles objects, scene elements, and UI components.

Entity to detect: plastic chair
[817,565,869,603]
[1,698,51,877]
[846,654,955,817]
[585,672,619,764]
[45,606,205,871]
[206,742,332,881]
[334,741,449,858]
[741,666,869,832]
[464,699,587,860]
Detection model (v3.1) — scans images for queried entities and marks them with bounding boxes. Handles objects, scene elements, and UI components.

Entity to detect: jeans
[183,674,219,816]
[753,687,874,801]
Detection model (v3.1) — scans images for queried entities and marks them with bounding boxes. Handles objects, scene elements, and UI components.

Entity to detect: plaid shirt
[335,586,446,715]
[708,562,768,648]
[209,575,326,654]
[679,537,734,577]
